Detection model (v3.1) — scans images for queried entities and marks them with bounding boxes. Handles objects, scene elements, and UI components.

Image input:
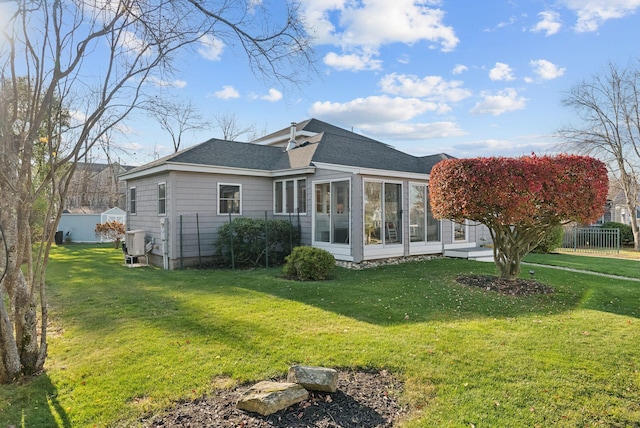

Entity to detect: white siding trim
[120,162,315,180]
[157,182,167,216]
[217,183,243,216]
[314,162,430,180]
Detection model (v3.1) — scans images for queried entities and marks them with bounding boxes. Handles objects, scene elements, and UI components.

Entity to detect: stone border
[335,254,442,270]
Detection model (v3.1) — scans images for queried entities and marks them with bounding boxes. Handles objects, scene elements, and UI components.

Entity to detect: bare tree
[215,112,256,140]
[148,98,210,152]
[560,60,640,250]
[0,0,313,383]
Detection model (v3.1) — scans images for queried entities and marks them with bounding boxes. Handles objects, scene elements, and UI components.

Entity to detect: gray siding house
[120,119,488,269]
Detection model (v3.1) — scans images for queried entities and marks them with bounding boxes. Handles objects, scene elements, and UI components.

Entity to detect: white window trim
[158,182,167,216]
[218,183,242,215]
[408,182,442,245]
[273,178,307,215]
[363,179,403,247]
[129,186,137,215]
[453,220,469,242]
[311,178,351,246]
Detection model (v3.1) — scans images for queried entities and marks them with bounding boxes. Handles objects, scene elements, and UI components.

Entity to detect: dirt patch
[142,369,406,428]
[455,274,554,296]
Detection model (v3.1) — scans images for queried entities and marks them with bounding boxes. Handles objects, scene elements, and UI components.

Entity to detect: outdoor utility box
[125,230,146,256]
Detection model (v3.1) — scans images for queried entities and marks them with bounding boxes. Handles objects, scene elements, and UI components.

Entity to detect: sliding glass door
[409,183,440,244]
[314,180,350,244]
[364,181,402,245]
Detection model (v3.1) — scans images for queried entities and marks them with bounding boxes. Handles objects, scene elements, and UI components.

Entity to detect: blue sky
[4,0,640,164]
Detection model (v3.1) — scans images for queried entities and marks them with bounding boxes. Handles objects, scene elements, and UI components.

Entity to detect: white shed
[101,207,126,225]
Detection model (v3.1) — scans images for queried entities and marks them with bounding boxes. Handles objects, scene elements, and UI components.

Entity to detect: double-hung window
[158,182,166,215]
[454,221,468,241]
[219,183,241,214]
[129,187,137,215]
[274,178,306,214]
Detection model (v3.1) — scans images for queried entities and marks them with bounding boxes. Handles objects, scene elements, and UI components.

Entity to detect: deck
[444,247,494,262]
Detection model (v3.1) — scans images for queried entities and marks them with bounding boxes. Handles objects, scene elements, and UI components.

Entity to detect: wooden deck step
[444,247,494,262]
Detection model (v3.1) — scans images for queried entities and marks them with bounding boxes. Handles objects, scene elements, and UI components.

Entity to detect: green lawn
[525,252,640,279]
[1,244,639,427]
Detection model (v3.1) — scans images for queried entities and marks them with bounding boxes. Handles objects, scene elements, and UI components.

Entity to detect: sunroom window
[409,184,440,242]
[314,180,349,244]
[364,181,402,245]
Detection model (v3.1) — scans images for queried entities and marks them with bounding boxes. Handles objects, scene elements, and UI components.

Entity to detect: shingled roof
[121,119,450,178]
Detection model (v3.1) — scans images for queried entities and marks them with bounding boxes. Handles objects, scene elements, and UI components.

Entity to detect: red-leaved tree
[429,155,609,280]
[95,221,126,249]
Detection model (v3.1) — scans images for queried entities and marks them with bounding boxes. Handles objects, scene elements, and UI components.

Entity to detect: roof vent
[286,122,296,151]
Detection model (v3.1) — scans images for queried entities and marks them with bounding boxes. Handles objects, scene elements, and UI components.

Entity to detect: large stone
[287,365,338,393]
[236,381,309,416]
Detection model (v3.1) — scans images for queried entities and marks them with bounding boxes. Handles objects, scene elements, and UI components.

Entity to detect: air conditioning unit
[125,230,146,256]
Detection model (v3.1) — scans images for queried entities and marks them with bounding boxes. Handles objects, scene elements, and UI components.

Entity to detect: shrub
[215,217,298,267]
[283,246,335,281]
[532,224,565,253]
[95,221,126,248]
[600,222,634,246]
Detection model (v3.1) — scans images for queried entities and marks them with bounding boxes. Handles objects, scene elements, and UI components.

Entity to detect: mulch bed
[455,274,554,296]
[142,369,406,428]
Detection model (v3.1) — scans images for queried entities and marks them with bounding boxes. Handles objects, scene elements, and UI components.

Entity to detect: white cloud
[119,30,149,56]
[323,51,382,71]
[452,135,559,157]
[452,64,468,75]
[302,0,459,52]
[259,88,283,102]
[471,88,527,116]
[214,85,240,100]
[529,59,566,80]
[397,54,410,65]
[560,0,640,32]
[149,77,187,88]
[308,93,467,141]
[309,95,440,124]
[484,16,518,32]
[360,121,467,140]
[69,110,87,125]
[198,34,225,61]
[379,73,472,104]
[489,62,515,81]
[531,10,562,36]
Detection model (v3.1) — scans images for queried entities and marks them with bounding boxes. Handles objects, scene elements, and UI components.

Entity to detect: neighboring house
[120,119,489,269]
[594,183,639,226]
[65,162,134,212]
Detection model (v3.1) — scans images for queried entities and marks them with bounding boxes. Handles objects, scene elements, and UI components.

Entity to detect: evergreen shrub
[532,224,565,253]
[283,246,335,280]
[215,217,298,267]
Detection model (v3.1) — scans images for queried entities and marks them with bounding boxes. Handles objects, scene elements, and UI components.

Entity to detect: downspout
[161,217,169,270]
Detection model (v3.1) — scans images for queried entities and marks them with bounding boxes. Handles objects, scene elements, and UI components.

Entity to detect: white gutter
[119,162,316,181]
[312,162,431,180]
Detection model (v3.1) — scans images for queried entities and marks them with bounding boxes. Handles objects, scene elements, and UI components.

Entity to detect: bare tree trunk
[0,0,313,383]
[0,191,42,380]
